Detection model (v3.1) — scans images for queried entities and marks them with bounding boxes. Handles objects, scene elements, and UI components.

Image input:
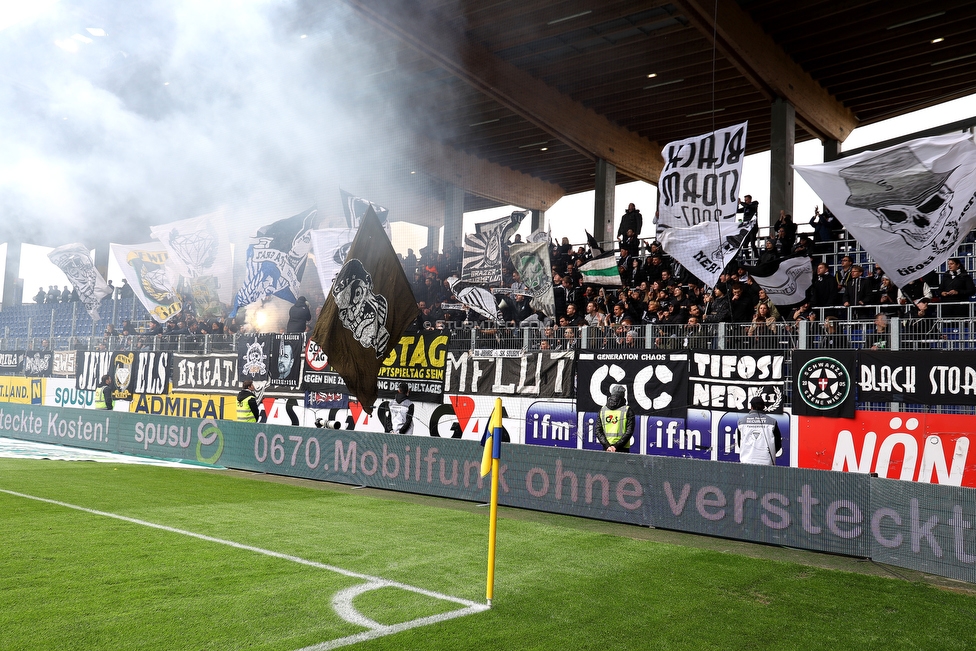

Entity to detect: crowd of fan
[397,201,976,351]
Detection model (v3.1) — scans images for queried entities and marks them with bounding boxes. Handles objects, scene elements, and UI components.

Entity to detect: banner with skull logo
[47,243,112,320]
[311,206,419,412]
[236,334,272,382]
[795,133,976,285]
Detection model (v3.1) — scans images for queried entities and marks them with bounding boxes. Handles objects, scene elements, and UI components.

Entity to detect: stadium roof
[332,0,976,212]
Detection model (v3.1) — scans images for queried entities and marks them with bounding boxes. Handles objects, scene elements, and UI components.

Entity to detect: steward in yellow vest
[594,384,634,453]
[236,380,260,422]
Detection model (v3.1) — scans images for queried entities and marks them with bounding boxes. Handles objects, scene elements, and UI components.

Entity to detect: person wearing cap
[237,380,260,423]
[286,296,312,333]
[389,382,415,435]
[594,384,634,453]
[735,397,782,465]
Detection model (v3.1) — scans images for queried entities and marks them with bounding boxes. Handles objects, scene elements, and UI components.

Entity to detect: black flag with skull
[311,206,419,413]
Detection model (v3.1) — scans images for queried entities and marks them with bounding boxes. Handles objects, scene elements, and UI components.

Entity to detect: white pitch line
[0,489,489,649]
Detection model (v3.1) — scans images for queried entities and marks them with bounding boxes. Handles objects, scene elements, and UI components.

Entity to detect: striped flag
[578,252,622,286]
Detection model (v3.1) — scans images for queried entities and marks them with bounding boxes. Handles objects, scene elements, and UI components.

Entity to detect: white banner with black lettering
[172,354,238,393]
[575,351,688,417]
[689,350,786,413]
[443,351,573,398]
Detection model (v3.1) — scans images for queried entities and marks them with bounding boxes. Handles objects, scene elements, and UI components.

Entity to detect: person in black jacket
[617,203,643,240]
[286,296,312,333]
[937,258,975,318]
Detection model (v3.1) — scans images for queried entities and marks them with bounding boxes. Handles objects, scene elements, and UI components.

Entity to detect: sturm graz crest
[798,356,851,410]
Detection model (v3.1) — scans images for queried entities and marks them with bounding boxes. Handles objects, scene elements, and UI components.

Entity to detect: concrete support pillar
[443,183,465,252]
[94,242,110,281]
[426,225,439,255]
[823,139,842,162]
[593,159,616,244]
[530,209,545,234]
[2,241,22,308]
[769,98,795,219]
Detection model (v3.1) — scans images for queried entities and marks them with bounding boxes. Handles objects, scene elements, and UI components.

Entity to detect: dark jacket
[286,299,312,333]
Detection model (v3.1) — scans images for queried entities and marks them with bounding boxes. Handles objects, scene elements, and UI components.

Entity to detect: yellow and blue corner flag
[480,400,503,477]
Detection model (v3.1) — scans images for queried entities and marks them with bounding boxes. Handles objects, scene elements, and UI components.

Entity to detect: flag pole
[485,397,502,607]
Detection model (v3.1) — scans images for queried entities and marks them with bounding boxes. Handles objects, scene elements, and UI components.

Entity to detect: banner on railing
[858,349,976,406]
[53,351,76,378]
[22,351,53,378]
[76,351,112,391]
[689,350,786,413]
[236,334,273,382]
[575,351,688,417]
[300,339,347,393]
[791,349,856,418]
[376,332,449,403]
[269,334,303,389]
[443,351,574,398]
[172,354,238,393]
[0,351,24,376]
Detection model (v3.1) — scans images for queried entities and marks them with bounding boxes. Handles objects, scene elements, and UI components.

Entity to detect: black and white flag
[795,133,976,285]
[48,244,112,320]
[462,211,526,284]
[744,256,813,306]
[655,122,749,287]
[340,189,390,235]
[448,277,502,323]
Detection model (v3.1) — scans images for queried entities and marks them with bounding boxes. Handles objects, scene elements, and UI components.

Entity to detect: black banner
[270,334,303,389]
[300,339,348,393]
[857,350,976,406]
[376,332,449,403]
[76,351,112,390]
[131,351,171,395]
[23,351,53,377]
[0,351,23,376]
[236,334,272,382]
[792,349,856,418]
[689,350,786,413]
[443,351,574,398]
[109,351,138,401]
[172,354,238,393]
[575,351,688,417]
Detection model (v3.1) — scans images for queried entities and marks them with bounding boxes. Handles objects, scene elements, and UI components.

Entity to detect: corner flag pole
[485,397,502,607]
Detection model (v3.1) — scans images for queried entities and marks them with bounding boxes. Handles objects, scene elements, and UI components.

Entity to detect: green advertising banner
[0,404,972,584]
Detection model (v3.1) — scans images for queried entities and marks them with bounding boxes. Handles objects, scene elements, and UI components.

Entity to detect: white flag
[746,256,813,306]
[794,133,976,285]
[150,209,235,304]
[310,228,355,294]
[47,244,112,320]
[656,122,749,287]
[110,242,183,323]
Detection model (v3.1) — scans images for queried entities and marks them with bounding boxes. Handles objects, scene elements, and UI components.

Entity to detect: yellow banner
[129,392,236,420]
[0,377,43,405]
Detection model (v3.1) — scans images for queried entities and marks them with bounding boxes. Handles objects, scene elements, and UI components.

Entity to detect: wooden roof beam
[671,0,858,142]
[341,0,665,183]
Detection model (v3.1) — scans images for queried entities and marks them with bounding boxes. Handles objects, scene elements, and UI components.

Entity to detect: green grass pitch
[1,458,974,650]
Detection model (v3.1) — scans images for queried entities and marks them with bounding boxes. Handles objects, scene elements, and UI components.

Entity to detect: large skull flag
[795,132,976,285]
[310,206,418,413]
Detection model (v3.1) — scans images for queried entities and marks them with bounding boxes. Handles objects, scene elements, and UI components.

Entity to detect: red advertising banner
[798,411,976,487]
